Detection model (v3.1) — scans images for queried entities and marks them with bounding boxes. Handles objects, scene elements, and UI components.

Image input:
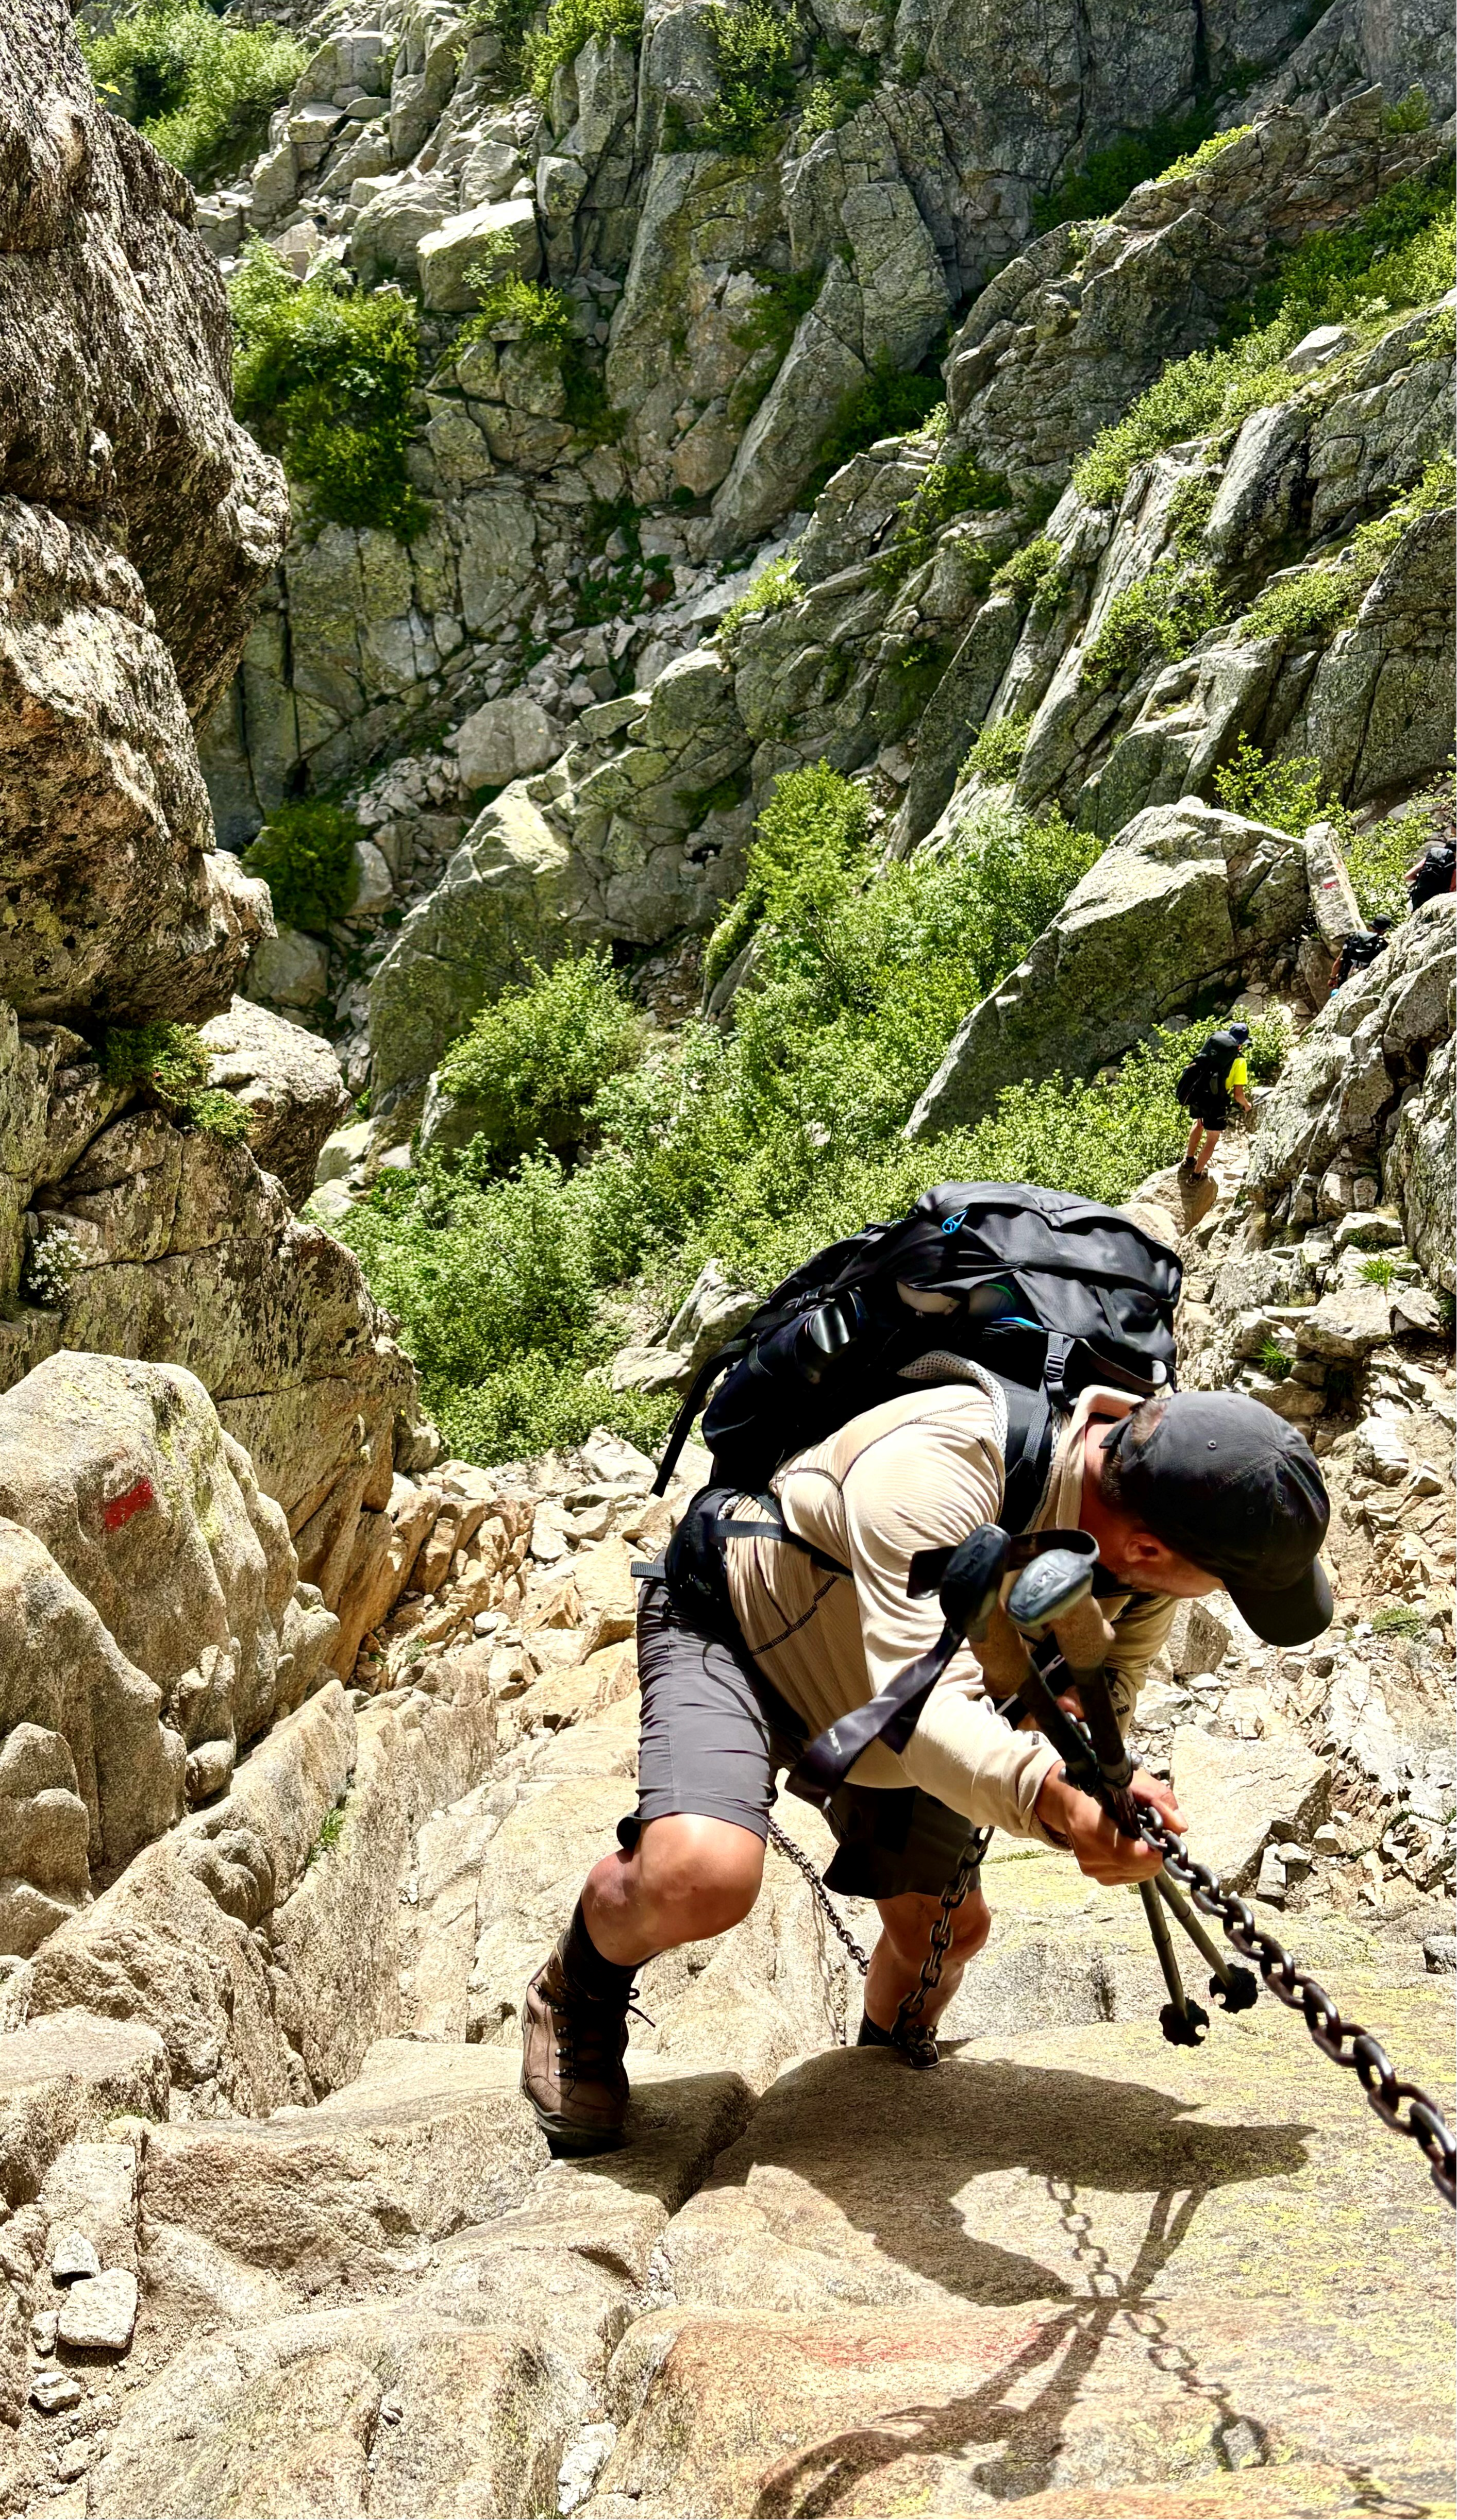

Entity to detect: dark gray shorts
[631,1579,982,1902]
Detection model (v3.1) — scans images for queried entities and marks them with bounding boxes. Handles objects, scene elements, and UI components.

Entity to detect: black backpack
[651,1180,1182,1529]
[1410,838,1456,908]
[1175,1029,1239,1112]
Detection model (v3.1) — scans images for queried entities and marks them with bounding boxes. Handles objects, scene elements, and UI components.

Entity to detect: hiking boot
[521,1941,631,2154]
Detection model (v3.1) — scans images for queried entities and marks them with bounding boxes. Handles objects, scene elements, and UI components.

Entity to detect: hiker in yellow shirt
[1180,1022,1252,1179]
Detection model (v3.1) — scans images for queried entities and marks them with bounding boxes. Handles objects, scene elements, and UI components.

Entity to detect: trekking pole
[1155,1872,1257,2010]
[1003,1546,1217,2043]
[1137,1879,1209,2045]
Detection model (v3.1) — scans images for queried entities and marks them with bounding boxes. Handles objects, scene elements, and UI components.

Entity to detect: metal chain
[766,1816,870,1977]
[771,1803,1454,2202]
[890,1830,993,2069]
[1131,1798,1455,2207]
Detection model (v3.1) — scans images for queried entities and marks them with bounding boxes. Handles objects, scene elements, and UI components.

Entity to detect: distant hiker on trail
[1406,833,1456,910]
[520,1180,1333,2154]
[1176,1023,1252,1180]
[1330,915,1394,992]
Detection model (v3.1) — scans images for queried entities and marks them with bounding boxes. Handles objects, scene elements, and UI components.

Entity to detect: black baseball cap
[1101,1392,1333,1645]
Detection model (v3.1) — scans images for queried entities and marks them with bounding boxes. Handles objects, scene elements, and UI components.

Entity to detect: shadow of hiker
[748,2181,1277,2518]
[693,2047,1312,2310]
[668,2048,1316,2516]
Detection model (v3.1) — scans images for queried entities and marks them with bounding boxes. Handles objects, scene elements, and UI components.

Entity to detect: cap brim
[1226,1556,1334,1647]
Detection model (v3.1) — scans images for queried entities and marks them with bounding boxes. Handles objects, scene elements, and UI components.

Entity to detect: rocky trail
[2,0,1454,2509]
[1,1341,1452,2518]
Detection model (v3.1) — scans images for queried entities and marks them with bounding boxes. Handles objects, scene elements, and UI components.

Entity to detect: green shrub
[98,1025,253,1145]
[1243,167,1455,335]
[101,1023,212,1098]
[524,0,643,98]
[1074,174,1456,510]
[436,952,643,1165]
[874,452,1011,582]
[1157,126,1251,186]
[1213,735,1327,835]
[1166,469,1221,555]
[1371,1601,1428,1636]
[188,1088,254,1144]
[1339,821,1417,921]
[457,244,574,345]
[1360,1254,1397,1288]
[959,712,1032,785]
[229,244,429,541]
[809,355,946,494]
[1383,87,1432,136]
[992,535,1061,606]
[715,550,801,646]
[1238,565,1355,645]
[341,789,1116,1459]
[1349,449,1456,573]
[243,800,362,932]
[701,760,869,988]
[1081,561,1227,689]
[729,267,821,359]
[1211,736,1424,923]
[697,0,797,149]
[82,0,306,183]
[1259,1338,1294,1378]
[1031,108,1224,235]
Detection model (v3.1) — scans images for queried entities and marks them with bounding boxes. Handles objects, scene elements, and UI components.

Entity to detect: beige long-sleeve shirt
[724,1381,1176,1843]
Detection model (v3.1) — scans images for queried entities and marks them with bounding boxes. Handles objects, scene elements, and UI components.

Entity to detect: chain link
[769,1802,1454,2202]
[1132,1800,1456,2207]
[766,1816,870,1978]
[890,1830,993,2068]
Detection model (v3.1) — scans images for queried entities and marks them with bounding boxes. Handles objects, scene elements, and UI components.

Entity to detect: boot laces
[554,1981,649,2077]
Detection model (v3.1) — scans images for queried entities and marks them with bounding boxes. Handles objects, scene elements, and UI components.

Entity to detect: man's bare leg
[1191,1124,1221,1177]
[582,1812,766,1964]
[522,1814,766,2152]
[862,1887,992,2034]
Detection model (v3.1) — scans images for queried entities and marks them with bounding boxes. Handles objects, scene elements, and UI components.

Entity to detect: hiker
[521,1380,1332,2153]
[1330,914,1394,992]
[1177,1022,1252,1180]
[1406,832,1456,910]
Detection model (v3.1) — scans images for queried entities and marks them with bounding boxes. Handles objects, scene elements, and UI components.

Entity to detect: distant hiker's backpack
[1410,838,1456,909]
[652,1180,1182,1530]
[1175,1029,1240,1113]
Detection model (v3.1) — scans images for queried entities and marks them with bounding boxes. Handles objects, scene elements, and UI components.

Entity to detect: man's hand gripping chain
[908,1526,1456,2204]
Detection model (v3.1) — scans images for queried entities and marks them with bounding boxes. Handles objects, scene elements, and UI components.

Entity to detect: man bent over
[522,1381,1331,2151]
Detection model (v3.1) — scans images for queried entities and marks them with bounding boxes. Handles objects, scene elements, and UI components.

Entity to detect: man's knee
[878,1886,991,1965]
[637,1814,764,1938]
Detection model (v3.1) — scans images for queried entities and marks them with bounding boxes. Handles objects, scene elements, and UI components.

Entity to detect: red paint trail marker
[102,1477,155,1533]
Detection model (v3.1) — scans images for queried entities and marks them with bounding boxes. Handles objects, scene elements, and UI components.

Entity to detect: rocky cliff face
[0,4,453,1939]
[0,0,1451,2510]
[182,0,1453,1130]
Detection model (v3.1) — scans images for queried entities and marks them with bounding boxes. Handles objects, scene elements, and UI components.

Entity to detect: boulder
[0,2008,169,2208]
[1170,1726,1331,1891]
[909,800,1308,1137]
[199,999,352,1208]
[1247,901,1455,1284]
[611,1261,761,1396]
[243,924,330,1011]
[0,4,288,1022]
[349,177,454,287]
[455,691,563,791]
[0,1355,354,1939]
[367,785,577,1117]
[417,199,541,312]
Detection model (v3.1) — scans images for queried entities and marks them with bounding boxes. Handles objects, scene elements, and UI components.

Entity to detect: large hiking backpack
[1175,1029,1239,1113]
[1410,838,1456,909]
[651,1180,1182,1528]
